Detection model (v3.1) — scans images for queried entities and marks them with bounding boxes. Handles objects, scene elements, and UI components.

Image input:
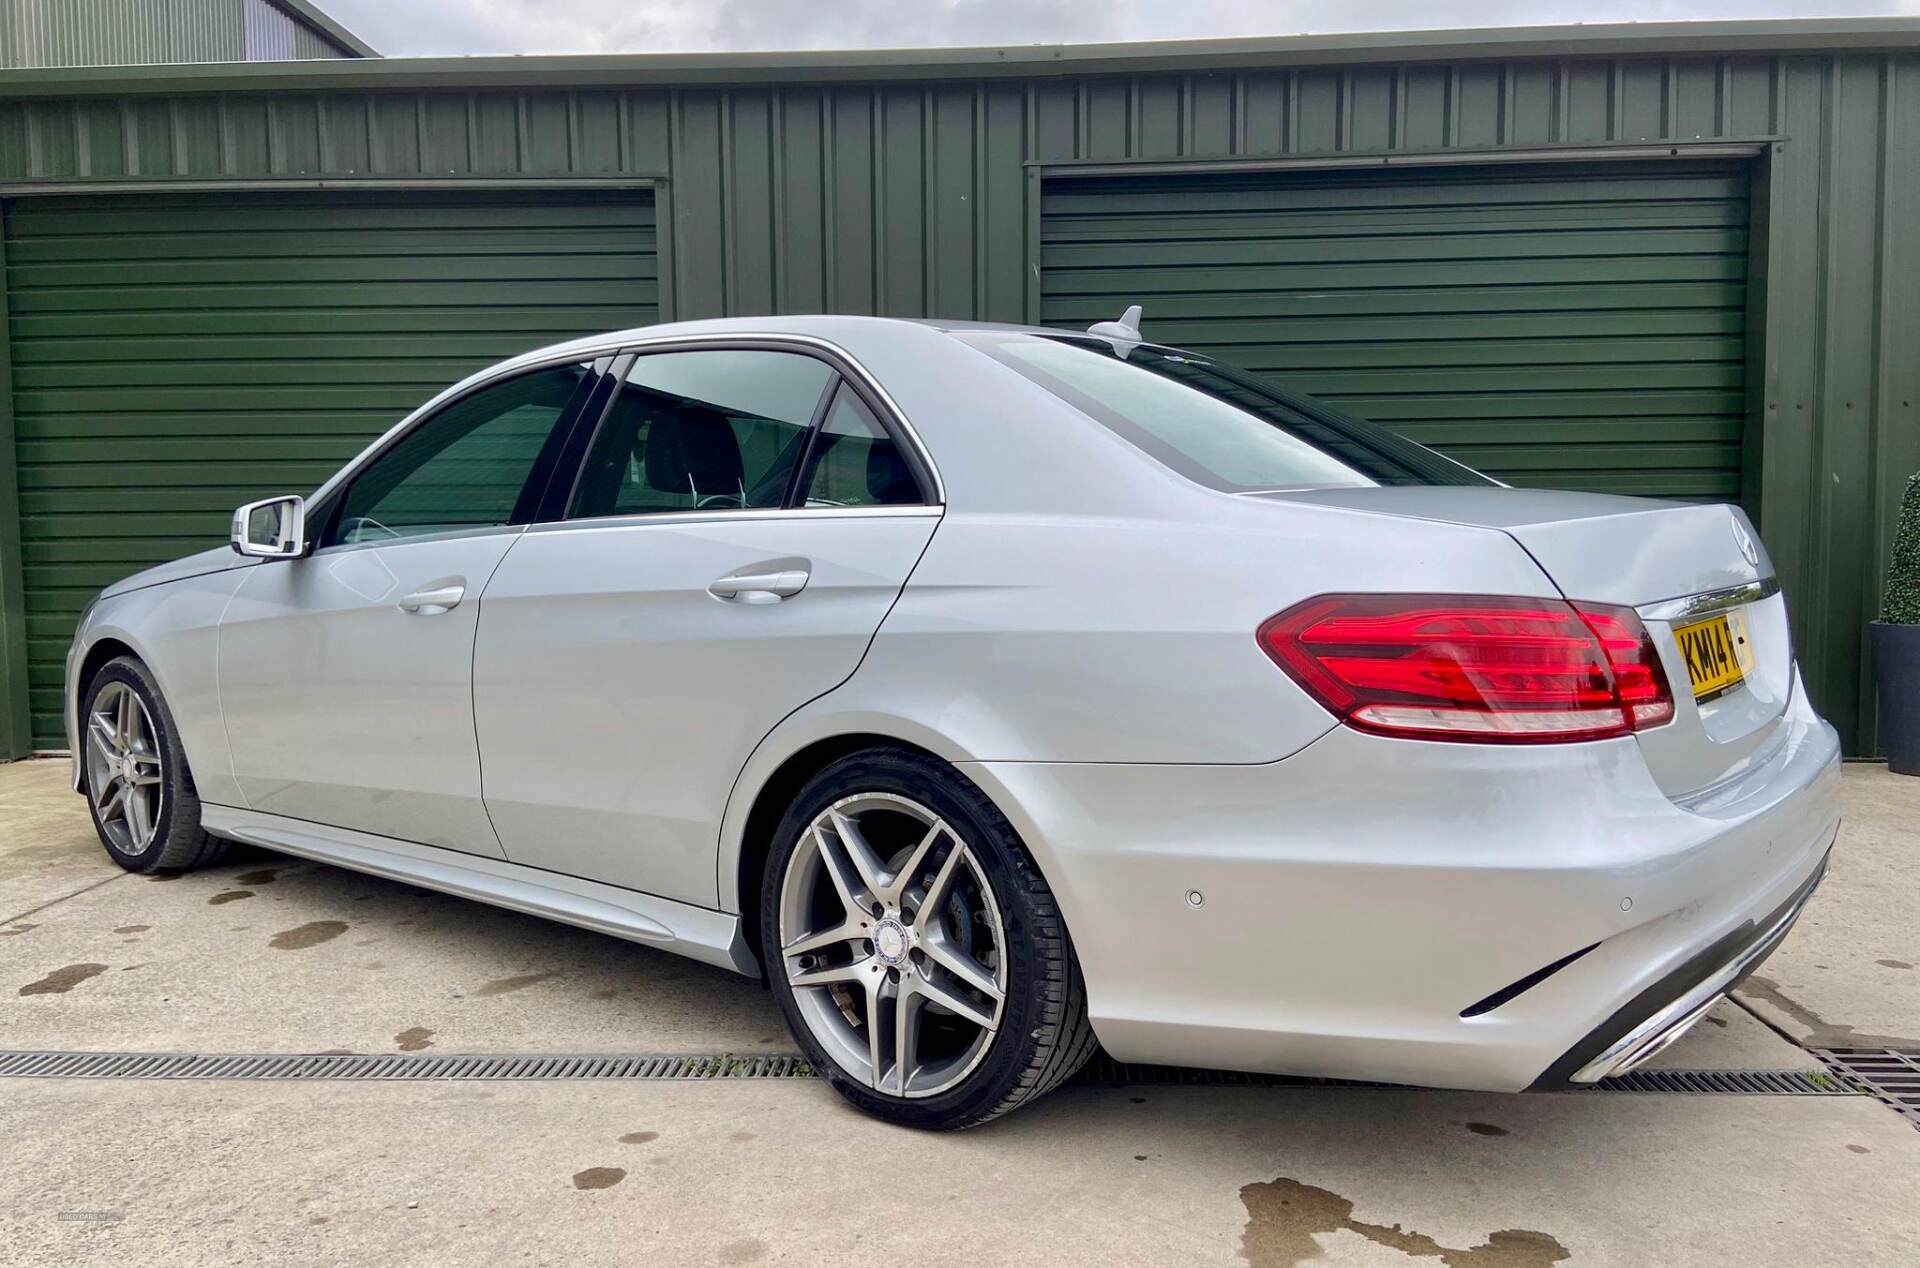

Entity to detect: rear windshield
[957,332,1492,491]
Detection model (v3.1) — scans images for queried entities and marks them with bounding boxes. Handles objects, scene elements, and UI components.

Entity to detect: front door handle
[708,569,809,603]
[398,582,465,615]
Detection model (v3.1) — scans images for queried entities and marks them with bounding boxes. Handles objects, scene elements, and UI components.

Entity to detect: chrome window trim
[526,504,943,537]
[305,522,527,560]
[1636,576,1781,623]
[305,332,946,522]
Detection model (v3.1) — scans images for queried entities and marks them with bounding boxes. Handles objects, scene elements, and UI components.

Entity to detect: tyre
[761,746,1096,1129]
[79,656,229,874]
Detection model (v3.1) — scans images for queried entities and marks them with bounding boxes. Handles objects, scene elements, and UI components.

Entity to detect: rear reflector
[1258,594,1674,743]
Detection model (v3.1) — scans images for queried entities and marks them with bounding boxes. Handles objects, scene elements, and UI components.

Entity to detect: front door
[217,361,599,854]
[473,347,941,904]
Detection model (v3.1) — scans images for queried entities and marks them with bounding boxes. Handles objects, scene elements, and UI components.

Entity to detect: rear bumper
[964,687,1842,1092]
[1531,851,1826,1087]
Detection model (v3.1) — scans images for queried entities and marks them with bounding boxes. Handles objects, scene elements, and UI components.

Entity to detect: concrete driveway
[2,757,1917,1267]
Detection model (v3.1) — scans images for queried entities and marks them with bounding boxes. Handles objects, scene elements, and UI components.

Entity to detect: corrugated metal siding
[243,0,350,62]
[288,19,346,61]
[0,0,244,68]
[1041,161,1750,499]
[242,0,295,61]
[2,190,657,744]
[0,50,1913,753]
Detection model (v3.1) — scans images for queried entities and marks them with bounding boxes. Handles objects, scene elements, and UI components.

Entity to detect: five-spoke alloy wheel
[763,747,1095,1129]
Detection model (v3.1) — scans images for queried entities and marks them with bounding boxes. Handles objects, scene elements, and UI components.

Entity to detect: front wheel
[761,747,1095,1129]
[80,656,229,874]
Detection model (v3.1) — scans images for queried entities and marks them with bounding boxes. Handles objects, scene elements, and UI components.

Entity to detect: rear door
[472,345,941,905]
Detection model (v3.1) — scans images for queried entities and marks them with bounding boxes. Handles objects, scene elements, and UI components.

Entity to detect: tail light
[1257,594,1674,743]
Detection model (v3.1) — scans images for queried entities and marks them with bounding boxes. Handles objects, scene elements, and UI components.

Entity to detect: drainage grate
[0,1049,1855,1094]
[1814,1048,1920,1127]
[1074,1055,1851,1096]
[0,1051,815,1082]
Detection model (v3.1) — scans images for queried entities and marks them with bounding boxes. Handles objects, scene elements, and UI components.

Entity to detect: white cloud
[319,0,1920,57]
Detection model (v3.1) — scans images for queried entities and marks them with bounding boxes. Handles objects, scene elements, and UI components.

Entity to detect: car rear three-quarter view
[63,313,1841,1129]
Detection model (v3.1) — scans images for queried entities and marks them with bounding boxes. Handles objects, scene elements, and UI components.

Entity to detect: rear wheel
[761,747,1095,1129]
[81,656,229,874]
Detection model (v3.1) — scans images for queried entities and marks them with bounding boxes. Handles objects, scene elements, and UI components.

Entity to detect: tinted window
[795,387,925,508]
[569,349,835,518]
[960,332,1491,490]
[326,362,592,547]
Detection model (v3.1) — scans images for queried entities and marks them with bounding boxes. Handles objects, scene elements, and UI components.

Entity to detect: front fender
[68,569,252,807]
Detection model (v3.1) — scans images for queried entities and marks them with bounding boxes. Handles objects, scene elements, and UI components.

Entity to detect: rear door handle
[398,582,465,615]
[708,569,809,602]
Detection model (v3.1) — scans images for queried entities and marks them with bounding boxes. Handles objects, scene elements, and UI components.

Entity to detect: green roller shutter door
[1041,160,1750,499]
[4,189,658,748]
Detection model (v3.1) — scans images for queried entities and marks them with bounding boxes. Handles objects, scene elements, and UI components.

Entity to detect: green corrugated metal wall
[0,46,1915,756]
[2,190,657,745]
[1041,161,1751,500]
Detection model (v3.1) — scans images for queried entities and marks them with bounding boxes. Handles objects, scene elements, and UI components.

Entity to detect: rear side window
[569,350,835,518]
[795,387,926,508]
[959,332,1491,491]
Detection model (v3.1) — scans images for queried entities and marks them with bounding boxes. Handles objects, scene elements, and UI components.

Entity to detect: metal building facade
[0,0,372,68]
[0,20,1915,758]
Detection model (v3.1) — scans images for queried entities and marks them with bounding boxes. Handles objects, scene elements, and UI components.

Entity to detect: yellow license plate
[1673,609,1752,701]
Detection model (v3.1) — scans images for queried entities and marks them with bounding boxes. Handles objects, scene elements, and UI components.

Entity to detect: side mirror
[231,495,307,558]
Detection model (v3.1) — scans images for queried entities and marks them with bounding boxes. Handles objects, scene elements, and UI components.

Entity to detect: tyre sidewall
[760,749,1057,1129]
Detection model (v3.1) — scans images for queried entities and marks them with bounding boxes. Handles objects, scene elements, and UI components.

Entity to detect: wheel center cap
[873,918,909,966]
[120,757,137,782]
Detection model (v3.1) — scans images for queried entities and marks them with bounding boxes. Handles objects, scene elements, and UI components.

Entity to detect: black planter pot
[1872,621,1920,775]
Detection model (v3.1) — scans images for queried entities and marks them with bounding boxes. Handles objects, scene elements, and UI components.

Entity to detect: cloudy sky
[319,1,1920,58]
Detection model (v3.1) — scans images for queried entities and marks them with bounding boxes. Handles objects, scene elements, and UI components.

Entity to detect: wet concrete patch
[111,925,148,934]
[208,890,254,906]
[1878,959,1913,970]
[716,1238,770,1264]
[472,971,561,998]
[618,1131,658,1145]
[571,1166,625,1191]
[1239,1177,1569,1268]
[0,924,37,936]
[394,1027,434,1052]
[269,920,348,950]
[235,867,287,886]
[1465,1123,1510,1137]
[1743,974,1920,1048]
[20,963,109,996]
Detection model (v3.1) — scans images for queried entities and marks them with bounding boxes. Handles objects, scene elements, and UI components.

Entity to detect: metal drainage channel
[0,1049,1855,1094]
[1814,1049,1920,1128]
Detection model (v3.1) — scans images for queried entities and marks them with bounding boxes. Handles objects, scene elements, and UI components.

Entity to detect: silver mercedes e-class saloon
[67,312,1840,1129]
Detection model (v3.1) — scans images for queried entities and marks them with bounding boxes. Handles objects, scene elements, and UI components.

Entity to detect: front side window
[959,332,1491,491]
[569,349,835,519]
[326,362,593,547]
[795,387,926,508]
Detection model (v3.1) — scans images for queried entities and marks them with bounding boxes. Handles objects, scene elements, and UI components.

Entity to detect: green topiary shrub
[1883,472,1920,625]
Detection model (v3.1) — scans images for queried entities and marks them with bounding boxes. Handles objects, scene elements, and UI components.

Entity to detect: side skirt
[200,804,759,978]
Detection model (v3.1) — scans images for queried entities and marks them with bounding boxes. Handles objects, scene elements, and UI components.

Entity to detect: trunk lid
[1262,487,1792,798]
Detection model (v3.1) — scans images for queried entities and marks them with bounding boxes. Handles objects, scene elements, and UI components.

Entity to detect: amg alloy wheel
[83,679,164,858]
[762,747,1095,1129]
[778,792,1009,1098]
[81,656,229,874]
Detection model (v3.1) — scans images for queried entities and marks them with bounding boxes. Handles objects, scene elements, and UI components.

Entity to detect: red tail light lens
[1257,594,1674,743]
